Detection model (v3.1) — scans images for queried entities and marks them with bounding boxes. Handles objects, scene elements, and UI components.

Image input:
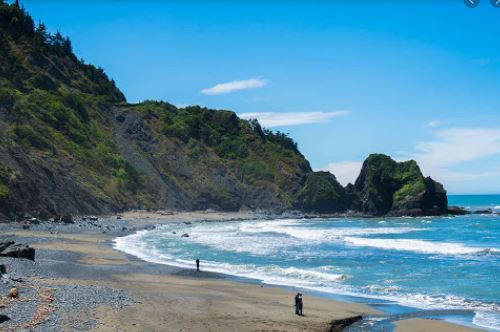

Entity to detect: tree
[33,22,47,49]
[62,36,72,55]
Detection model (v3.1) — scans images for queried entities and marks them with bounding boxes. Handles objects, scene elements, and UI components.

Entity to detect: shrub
[0,183,9,199]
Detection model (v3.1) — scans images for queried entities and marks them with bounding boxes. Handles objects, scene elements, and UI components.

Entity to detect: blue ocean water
[115,195,500,330]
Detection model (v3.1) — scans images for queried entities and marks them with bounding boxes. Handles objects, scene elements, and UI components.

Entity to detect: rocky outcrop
[330,315,363,331]
[0,241,35,261]
[350,154,447,216]
[296,154,448,217]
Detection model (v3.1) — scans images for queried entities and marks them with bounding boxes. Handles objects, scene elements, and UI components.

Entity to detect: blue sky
[21,0,500,194]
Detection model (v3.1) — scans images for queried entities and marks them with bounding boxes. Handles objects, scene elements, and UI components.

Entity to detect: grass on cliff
[393,160,426,201]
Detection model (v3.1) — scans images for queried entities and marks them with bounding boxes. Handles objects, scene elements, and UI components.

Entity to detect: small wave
[473,311,500,331]
[365,284,401,294]
[239,220,424,241]
[343,237,500,256]
[494,205,500,210]
[114,232,347,285]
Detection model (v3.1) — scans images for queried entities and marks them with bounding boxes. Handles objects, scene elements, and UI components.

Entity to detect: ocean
[114,195,500,331]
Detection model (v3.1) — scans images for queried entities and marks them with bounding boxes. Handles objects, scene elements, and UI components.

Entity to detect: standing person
[294,292,303,315]
[298,293,303,315]
[196,258,200,272]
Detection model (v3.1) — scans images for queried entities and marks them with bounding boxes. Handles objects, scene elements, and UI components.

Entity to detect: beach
[0,211,484,331]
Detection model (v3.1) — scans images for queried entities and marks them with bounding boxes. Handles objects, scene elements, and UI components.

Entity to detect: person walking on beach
[196,258,200,272]
[294,292,303,316]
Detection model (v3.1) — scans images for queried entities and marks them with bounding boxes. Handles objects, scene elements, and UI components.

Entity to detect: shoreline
[0,211,486,331]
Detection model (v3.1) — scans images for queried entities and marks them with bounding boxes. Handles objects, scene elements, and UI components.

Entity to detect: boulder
[9,287,18,298]
[448,206,470,215]
[24,217,40,224]
[0,241,35,261]
[472,209,493,214]
[60,214,74,224]
[181,233,189,238]
[0,264,6,275]
[0,315,10,324]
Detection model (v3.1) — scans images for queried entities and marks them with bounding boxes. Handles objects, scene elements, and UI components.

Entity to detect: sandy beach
[0,211,483,331]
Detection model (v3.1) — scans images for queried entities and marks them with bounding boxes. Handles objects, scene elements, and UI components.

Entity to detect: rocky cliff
[0,2,448,220]
[350,154,448,216]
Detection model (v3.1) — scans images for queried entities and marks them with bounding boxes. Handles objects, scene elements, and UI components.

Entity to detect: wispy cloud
[410,128,500,169]
[239,110,351,127]
[427,120,440,127]
[318,161,363,186]
[403,128,500,192]
[201,78,268,95]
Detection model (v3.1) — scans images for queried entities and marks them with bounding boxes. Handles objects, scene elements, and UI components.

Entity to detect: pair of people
[294,292,303,315]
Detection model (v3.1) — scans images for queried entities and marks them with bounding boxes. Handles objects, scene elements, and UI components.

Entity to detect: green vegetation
[296,171,346,213]
[393,160,426,201]
[0,184,8,199]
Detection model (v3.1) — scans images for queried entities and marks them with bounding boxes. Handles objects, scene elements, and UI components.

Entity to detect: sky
[20,0,500,194]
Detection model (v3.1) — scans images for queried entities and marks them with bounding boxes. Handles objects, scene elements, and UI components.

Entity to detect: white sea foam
[473,311,500,331]
[239,219,423,241]
[343,237,500,256]
[494,205,500,210]
[114,232,347,288]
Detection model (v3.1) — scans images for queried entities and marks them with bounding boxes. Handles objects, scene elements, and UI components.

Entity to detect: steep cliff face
[351,154,448,216]
[0,2,312,220]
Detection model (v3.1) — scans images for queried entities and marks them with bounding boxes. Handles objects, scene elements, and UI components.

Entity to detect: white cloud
[427,120,440,127]
[201,78,268,95]
[317,161,362,186]
[239,110,351,128]
[410,128,500,169]
[404,128,500,193]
